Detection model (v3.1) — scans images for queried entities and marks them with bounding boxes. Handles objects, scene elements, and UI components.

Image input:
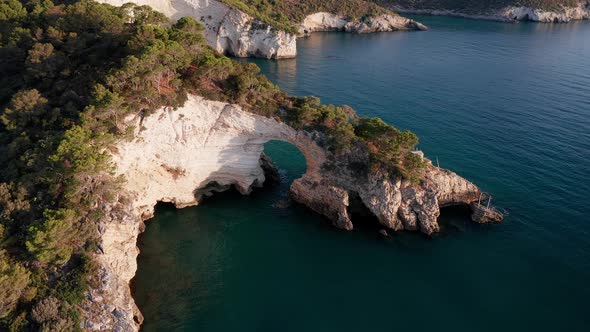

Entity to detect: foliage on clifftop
[373,0,580,13]
[0,0,423,329]
[219,0,392,33]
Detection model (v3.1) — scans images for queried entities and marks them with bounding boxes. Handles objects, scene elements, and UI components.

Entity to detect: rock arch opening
[262,140,307,185]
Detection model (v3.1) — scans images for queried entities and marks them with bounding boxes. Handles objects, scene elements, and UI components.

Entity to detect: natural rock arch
[111,95,323,220]
[92,94,495,332]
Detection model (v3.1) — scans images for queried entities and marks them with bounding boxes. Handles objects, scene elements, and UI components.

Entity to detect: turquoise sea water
[132,16,590,331]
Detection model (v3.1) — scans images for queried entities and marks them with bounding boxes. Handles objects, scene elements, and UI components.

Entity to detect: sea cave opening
[437,204,474,234]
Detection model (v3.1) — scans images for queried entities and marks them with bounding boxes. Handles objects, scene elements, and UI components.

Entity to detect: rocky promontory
[83,94,499,331]
[299,12,427,35]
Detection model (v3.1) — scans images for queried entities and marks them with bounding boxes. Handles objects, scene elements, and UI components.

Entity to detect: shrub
[0,250,30,318]
[31,297,60,324]
[26,209,76,265]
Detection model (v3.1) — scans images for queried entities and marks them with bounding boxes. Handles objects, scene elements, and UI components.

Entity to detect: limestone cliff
[83,94,497,331]
[97,0,297,59]
[389,1,590,23]
[299,12,427,35]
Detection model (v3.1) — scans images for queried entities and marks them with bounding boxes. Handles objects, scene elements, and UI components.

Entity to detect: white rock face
[96,0,297,58]
[299,12,427,34]
[300,12,349,33]
[345,14,428,32]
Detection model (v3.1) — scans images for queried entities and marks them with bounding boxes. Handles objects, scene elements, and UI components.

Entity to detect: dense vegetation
[0,0,424,329]
[373,0,580,13]
[219,0,392,33]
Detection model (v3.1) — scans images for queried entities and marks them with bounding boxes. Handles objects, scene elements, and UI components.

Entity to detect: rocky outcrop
[291,160,480,235]
[97,0,297,59]
[299,12,427,35]
[470,202,504,224]
[501,3,590,22]
[391,1,590,23]
[300,12,350,33]
[84,94,493,330]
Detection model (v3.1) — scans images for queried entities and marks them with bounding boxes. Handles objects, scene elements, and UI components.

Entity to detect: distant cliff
[375,0,590,22]
[96,0,426,59]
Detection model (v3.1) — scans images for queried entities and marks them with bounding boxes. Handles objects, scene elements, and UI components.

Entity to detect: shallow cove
[132,16,590,331]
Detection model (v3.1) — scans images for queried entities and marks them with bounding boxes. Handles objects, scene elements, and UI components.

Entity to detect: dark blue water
[133,16,590,331]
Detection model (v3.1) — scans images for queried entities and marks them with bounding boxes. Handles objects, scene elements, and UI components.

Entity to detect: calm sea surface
[133,16,590,331]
